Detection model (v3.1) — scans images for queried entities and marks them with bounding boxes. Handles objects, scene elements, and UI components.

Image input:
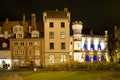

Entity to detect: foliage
[45,62,120,71]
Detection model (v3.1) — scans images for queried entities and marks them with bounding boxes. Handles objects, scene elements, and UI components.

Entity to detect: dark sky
[0,0,120,32]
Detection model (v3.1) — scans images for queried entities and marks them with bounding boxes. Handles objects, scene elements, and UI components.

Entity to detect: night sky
[0,0,120,33]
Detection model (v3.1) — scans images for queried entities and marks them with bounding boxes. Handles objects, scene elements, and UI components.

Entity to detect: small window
[61,22,65,28]
[20,42,24,46]
[35,41,40,46]
[35,50,40,56]
[14,41,18,46]
[28,50,33,56]
[28,42,33,46]
[61,54,66,62]
[50,22,54,28]
[49,32,54,39]
[60,32,65,39]
[50,43,54,49]
[61,42,65,49]
[20,50,25,56]
[49,55,54,64]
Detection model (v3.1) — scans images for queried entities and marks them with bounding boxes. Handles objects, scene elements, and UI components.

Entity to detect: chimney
[31,13,36,30]
[6,18,9,24]
[64,8,68,12]
[114,26,118,40]
[22,14,26,25]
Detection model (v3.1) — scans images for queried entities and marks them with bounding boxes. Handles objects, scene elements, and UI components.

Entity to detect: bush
[44,62,120,71]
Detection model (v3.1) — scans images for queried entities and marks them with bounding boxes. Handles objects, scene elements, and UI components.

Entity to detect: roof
[46,11,68,18]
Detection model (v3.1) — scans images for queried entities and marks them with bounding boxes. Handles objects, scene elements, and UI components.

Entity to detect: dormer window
[31,30,39,38]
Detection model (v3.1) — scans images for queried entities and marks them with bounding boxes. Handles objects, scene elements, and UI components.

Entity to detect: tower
[72,21,84,62]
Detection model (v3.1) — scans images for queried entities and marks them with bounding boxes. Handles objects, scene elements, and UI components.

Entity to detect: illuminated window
[61,54,66,62]
[28,50,33,56]
[13,50,19,56]
[35,50,40,56]
[60,32,65,39]
[17,34,23,38]
[50,22,54,28]
[61,22,65,28]
[50,43,54,49]
[85,55,90,62]
[93,55,97,62]
[35,41,40,46]
[20,60,25,66]
[35,59,40,66]
[83,43,87,50]
[98,44,101,50]
[49,32,54,39]
[101,55,104,61]
[20,50,25,56]
[61,42,65,49]
[49,55,54,64]
[13,59,19,66]
[91,43,94,50]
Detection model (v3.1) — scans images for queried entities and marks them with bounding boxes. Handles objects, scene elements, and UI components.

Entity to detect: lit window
[60,32,65,39]
[49,55,54,64]
[35,41,40,46]
[20,60,25,66]
[50,43,54,49]
[61,54,66,62]
[28,50,33,56]
[61,42,65,49]
[13,59,19,66]
[35,59,40,66]
[98,44,101,50]
[17,34,23,38]
[13,50,19,56]
[20,50,25,56]
[91,43,94,51]
[35,50,40,56]
[50,22,54,28]
[49,32,54,39]
[83,43,87,51]
[61,22,65,28]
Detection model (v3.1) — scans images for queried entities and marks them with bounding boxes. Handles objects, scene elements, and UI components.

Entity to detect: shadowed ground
[0,70,120,80]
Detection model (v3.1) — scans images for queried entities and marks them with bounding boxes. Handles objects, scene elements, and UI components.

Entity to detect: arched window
[83,43,87,50]
[85,55,90,62]
[93,55,97,62]
[91,43,94,50]
[98,44,101,50]
[101,55,104,61]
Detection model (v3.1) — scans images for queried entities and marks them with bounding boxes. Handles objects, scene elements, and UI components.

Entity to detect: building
[0,8,109,68]
[43,8,71,66]
[70,21,109,62]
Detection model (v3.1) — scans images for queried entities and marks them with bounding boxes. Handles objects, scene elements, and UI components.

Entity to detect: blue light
[93,55,97,62]
[98,44,101,50]
[91,44,94,50]
[101,55,104,61]
[85,55,89,62]
[83,43,87,50]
